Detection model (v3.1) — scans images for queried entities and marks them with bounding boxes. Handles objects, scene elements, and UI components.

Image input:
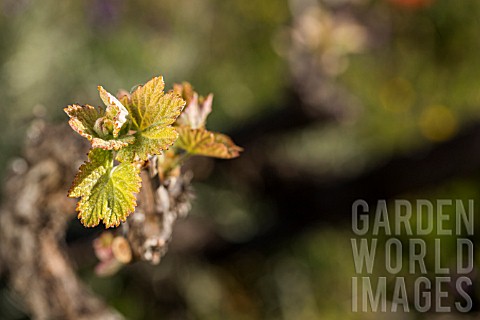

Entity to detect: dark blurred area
[2,0,480,319]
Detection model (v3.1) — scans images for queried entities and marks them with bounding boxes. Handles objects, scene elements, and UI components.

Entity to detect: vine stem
[0,122,123,319]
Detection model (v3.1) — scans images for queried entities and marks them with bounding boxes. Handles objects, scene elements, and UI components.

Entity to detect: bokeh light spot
[418,105,457,141]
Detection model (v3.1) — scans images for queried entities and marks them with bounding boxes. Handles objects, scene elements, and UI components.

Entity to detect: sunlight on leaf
[98,85,129,137]
[130,76,185,130]
[176,126,242,159]
[64,104,134,150]
[174,82,213,129]
[116,125,179,162]
[65,104,105,141]
[115,76,185,162]
[68,148,141,228]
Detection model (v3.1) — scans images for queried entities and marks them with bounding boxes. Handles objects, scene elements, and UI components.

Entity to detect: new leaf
[116,76,185,162]
[175,126,243,159]
[68,149,141,228]
[98,86,129,138]
[174,82,213,129]
[65,93,134,150]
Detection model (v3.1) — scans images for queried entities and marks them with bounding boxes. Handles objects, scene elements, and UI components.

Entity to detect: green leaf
[92,135,135,150]
[64,104,134,150]
[115,76,185,162]
[68,149,141,228]
[129,76,185,130]
[116,125,178,162]
[175,126,243,159]
[64,104,105,141]
[68,148,112,198]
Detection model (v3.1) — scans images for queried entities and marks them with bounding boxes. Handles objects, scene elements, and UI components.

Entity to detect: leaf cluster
[65,76,241,228]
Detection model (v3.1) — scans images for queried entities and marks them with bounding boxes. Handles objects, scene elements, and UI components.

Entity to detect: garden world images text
[351,199,474,313]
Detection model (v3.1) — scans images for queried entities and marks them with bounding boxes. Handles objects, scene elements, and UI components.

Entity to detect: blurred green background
[2,0,480,319]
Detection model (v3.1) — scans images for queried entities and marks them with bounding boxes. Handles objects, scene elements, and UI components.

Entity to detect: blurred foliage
[2,0,480,319]
[0,0,289,182]
[276,0,480,177]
